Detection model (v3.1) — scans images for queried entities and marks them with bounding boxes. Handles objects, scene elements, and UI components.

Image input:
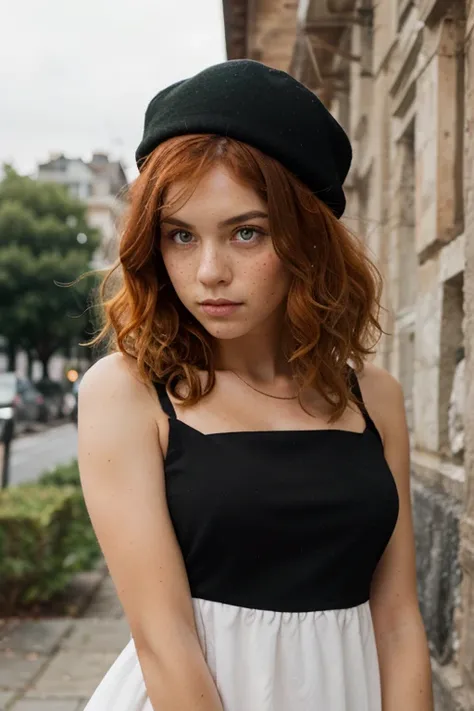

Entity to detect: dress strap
[153,381,177,419]
[347,366,382,444]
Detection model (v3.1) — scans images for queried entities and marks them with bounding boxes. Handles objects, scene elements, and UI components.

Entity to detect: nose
[197,243,232,287]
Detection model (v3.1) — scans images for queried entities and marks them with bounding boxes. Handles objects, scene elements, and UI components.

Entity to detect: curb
[16,418,74,440]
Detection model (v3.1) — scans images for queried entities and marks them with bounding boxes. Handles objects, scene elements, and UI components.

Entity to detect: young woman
[79,60,433,711]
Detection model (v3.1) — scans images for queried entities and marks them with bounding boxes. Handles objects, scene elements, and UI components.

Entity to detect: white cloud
[0,0,226,178]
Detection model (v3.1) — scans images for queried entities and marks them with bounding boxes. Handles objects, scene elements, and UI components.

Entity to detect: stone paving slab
[0,570,126,709]
[0,621,73,655]
[61,619,130,654]
[24,651,117,699]
[59,569,107,618]
[0,621,14,642]
[0,691,17,710]
[82,599,124,619]
[82,576,124,619]
[0,652,46,691]
[11,700,83,711]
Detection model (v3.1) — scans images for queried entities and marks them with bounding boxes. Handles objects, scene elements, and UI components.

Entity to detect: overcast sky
[0,0,226,179]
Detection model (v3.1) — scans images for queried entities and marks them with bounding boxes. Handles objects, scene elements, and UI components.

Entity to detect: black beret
[136,59,352,218]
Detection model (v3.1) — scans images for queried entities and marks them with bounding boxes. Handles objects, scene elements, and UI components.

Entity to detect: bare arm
[360,363,434,711]
[78,354,224,711]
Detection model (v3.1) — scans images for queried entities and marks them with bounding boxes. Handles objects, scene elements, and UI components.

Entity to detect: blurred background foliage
[0,165,102,377]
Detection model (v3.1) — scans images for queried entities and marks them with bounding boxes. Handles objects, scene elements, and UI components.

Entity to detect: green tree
[0,166,101,377]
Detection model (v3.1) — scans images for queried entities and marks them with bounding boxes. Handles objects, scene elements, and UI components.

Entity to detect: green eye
[236,228,258,241]
[171,230,193,244]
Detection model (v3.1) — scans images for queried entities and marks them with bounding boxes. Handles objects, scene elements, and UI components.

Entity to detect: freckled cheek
[243,257,290,300]
[164,255,194,288]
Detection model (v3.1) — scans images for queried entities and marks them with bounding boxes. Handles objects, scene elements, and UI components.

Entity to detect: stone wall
[460,0,474,706]
[229,0,474,705]
[344,1,471,707]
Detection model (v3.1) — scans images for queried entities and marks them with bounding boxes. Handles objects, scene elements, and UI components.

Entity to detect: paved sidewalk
[0,566,130,711]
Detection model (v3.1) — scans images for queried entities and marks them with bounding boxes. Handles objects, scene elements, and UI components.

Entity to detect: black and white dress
[84,367,400,711]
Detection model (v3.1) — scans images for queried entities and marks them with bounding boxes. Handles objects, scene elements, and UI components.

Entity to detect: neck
[213,320,292,384]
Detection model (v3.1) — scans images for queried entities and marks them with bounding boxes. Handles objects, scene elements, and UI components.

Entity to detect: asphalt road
[9,422,78,486]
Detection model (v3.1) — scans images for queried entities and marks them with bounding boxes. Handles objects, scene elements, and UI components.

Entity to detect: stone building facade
[223,1,473,708]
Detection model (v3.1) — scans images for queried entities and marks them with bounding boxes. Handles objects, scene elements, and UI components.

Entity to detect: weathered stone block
[432,667,465,711]
[414,259,442,451]
[414,17,465,261]
[412,480,462,663]
[414,365,439,451]
[459,570,474,691]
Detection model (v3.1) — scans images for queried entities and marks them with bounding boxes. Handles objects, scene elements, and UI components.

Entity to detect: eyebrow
[161,210,269,229]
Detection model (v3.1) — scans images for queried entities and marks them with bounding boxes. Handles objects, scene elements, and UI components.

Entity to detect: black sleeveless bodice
[155,369,399,613]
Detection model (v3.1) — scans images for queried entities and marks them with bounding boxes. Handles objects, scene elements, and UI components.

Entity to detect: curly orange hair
[90,134,384,422]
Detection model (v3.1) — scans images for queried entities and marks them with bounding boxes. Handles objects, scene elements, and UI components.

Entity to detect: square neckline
[171,416,369,439]
[154,366,381,442]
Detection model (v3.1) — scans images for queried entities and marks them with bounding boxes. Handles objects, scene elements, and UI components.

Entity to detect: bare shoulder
[77,352,161,472]
[356,360,404,401]
[79,351,156,415]
[355,361,407,446]
[80,351,146,397]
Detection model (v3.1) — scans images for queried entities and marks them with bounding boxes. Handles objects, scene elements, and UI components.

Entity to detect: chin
[199,320,255,341]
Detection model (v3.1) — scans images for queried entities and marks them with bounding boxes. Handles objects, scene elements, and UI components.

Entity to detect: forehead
[162,164,266,220]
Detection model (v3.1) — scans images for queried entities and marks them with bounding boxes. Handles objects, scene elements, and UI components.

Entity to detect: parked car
[0,372,45,435]
[34,378,68,421]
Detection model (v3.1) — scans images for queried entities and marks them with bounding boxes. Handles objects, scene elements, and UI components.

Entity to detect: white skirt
[83,598,381,711]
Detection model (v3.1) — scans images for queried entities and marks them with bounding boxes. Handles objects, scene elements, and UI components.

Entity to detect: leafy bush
[38,459,81,487]
[0,485,77,611]
[0,460,102,613]
[37,460,101,573]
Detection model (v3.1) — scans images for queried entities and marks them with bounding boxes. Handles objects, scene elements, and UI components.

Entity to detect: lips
[199,299,243,317]
[200,299,241,306]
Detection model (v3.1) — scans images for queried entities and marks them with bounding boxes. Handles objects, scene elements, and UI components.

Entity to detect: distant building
[37,154,94,201]
[37,152,128,267]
